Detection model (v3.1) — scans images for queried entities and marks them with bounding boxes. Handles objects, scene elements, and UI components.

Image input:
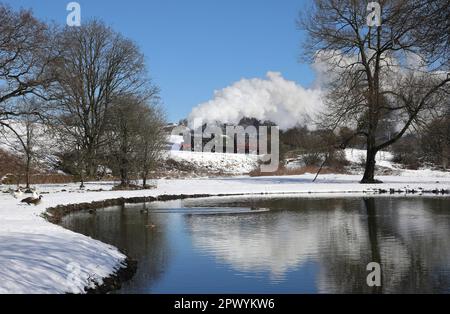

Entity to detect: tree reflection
[62,197,450,294]
[185,197,450,293]
[61,204,170,293]
[364,198,383,294]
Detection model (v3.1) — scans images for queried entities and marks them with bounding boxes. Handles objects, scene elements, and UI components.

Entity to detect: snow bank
[0,196,125,294]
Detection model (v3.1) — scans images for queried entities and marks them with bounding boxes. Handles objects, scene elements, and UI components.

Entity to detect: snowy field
[1,170,450,294]
[168,150,259,174]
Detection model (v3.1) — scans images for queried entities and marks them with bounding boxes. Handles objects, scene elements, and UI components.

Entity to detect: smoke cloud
[188,72,323,130]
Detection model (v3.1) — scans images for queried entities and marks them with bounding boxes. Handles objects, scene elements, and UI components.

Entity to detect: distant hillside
[0,149,23,180]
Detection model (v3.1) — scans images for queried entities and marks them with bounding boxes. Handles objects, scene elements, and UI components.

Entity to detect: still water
[61,196,450,294]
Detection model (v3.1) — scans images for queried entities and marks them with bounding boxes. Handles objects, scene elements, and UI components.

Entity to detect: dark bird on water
[21,195,43,206]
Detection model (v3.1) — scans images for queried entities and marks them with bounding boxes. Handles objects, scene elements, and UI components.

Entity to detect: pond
[61,196,450,294]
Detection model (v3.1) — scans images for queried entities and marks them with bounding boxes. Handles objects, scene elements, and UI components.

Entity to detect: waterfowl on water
[21,195,43,206]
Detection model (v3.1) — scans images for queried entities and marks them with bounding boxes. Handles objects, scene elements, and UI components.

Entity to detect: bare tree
[412,0,449,70]
[0,4,57,131]
[421,115,450,169]
[136,104,166,188]
[51,20,147,181]
[107,95,143,187]
[0,98,46,188]
[20,112,35,189]
[106,93,164,188]
[299,0,450,183]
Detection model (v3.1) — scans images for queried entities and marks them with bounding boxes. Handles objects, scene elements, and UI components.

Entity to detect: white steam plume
[188,72,323,130]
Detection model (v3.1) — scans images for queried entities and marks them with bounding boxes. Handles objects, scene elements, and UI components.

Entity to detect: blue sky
[4,0,315,123]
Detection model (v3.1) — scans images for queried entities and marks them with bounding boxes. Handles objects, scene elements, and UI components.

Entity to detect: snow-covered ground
[167,150,259,174]
[344,149,450,178]
[1,170,450,294]
[167,148,398,175]
[286,149,397,172]
[344,149,395,169]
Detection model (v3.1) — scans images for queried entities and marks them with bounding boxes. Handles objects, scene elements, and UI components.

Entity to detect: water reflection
[183,197,450,293]
[61,197,450,293]
[62,203,171,293]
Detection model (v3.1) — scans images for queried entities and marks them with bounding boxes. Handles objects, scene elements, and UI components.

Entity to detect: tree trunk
[313,153,329,182]
[25,153,31,189]
[142,175,147,188]
[79,158,85,189]
[442,142,449,169]
[120,144,129,186]
[361,146,380,184]
[85,146,97,179]
[120,160,128,186]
